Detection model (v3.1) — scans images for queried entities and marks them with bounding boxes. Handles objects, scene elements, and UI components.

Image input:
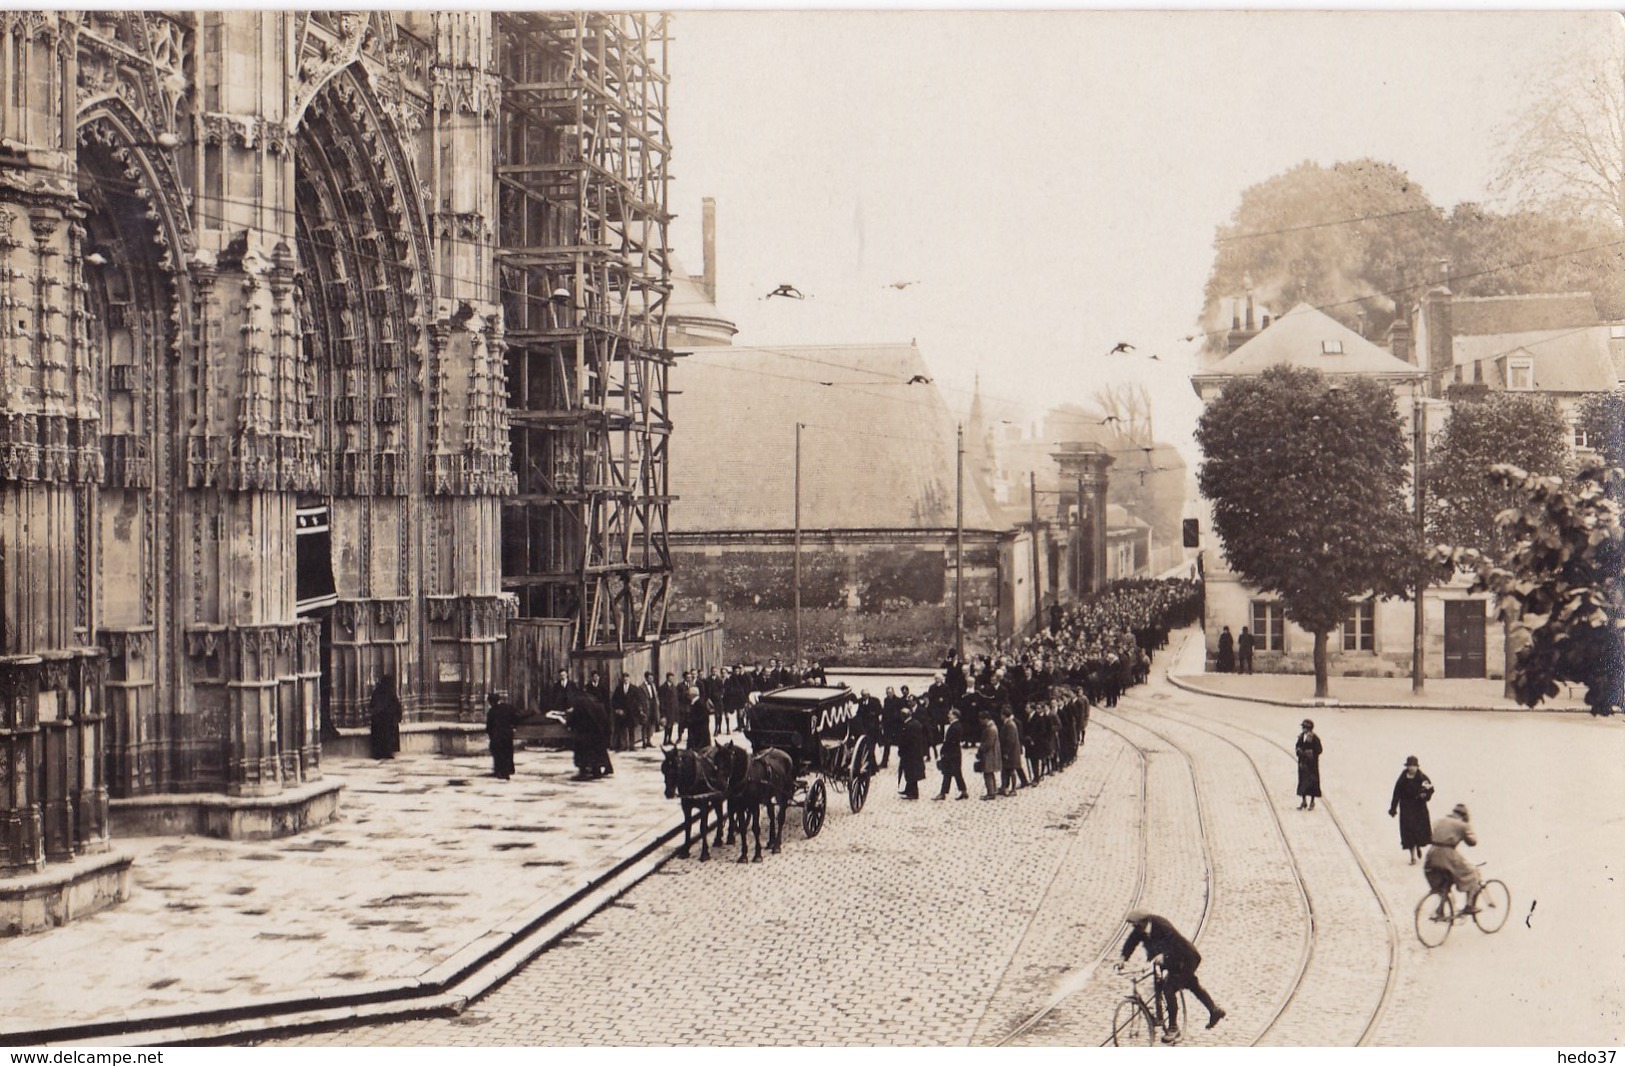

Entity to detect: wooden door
[1443,600,1487,679]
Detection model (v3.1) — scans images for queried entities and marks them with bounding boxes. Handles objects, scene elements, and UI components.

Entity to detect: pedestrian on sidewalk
[934,708,969,800]
[1118,910,1225,1042]
[659,672,680,745]
[1389,756,1435,864]
[977,711,1001,800]
[1216,626,1235,673]
[368,673,402,760]
[1295,719,1322,810]
[638,672,659,748]
[612,674,636,752]
[1237,627,1255,674]
[485,691,519,780]
[686,685,712,751]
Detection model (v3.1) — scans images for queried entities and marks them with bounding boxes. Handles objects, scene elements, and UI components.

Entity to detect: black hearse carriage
[743,685,878,837]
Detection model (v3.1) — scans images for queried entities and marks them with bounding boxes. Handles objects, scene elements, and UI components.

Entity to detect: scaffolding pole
[496,12,675,650]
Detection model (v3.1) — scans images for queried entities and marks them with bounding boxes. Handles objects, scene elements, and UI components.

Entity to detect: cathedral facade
[0,12,517,878]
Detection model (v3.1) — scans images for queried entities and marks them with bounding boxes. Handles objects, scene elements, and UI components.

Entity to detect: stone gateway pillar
[1051,442,1114,599]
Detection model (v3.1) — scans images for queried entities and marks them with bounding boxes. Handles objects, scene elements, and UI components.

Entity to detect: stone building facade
[0,12,515,884]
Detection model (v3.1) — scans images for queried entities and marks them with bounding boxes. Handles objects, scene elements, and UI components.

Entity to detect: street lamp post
[954,422,964,659]
[794,421,803,670]
[1412,388,1428,694]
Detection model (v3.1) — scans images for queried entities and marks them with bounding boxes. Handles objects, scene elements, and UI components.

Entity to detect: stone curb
[4,817,687,1048]
[1164,671,1590,714]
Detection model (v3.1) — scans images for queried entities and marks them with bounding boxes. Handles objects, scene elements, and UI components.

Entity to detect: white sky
[665,10,1621,465]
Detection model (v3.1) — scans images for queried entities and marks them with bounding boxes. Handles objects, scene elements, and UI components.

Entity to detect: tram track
[1143,696,1400,1046]
[994,709,1215,1046]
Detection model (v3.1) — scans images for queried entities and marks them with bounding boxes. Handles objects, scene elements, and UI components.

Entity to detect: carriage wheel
[803,777,827,838]
[854,735,877,779]
[849,770,870,813]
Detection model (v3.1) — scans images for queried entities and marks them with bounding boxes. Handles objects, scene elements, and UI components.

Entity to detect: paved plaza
[4,631,1620,1047]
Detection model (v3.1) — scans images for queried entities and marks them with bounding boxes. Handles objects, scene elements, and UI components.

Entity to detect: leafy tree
[1200,160,1445,341]
[1427,392,1572,696]
[1445,204,1625,320]
[1576,389,1625,471]
[1197,365,1422,697]
[1443,461,1624,716]
[1428,392,1573,559]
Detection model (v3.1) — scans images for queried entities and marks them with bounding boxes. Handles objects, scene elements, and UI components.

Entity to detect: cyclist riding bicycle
[1423,803,1481,913]
[1117,910,1225,1043]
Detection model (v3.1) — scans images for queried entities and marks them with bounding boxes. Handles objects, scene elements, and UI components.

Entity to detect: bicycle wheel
[1473,879,1511,934]
[1112,998,1155,1046]
[1415,889,1454,948]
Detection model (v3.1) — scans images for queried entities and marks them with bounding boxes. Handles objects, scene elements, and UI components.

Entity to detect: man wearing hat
[1118,910,1225,1042]
[1425,803,1482,911]
[934,706,969,800]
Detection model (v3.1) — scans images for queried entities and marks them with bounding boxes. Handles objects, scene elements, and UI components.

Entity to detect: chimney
[1356,308,1368,339]
[1245,293,1255,331]
[1421,258,1454,390]
[1261,312,1271,329]
[1388,310,1414,365]
[701,197,717,301]
[1227,293,1259,353]
[1231,299,1241,331]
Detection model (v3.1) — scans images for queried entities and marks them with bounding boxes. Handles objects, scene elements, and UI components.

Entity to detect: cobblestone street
[283,640,1536,1048]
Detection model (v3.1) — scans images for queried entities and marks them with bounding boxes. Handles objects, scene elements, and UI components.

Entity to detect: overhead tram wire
[52,159,1625,409]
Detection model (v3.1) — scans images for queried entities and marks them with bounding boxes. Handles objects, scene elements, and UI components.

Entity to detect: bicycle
[1414,863,1510,948]
[1111,961,1187,1045]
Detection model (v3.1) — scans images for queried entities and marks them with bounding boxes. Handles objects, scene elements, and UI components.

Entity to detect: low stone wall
[109,779,343,840]
[0,850,133,936]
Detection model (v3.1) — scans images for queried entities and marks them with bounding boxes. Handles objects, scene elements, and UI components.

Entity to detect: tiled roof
[1450,292,1599,336]
[1195,303,1424,380]
[669,344,1005,533]
[1453,326,1618,393]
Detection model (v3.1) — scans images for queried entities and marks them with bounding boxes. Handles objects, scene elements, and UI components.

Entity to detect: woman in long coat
[1388,755,1434,863]
[1295,719,1322,810]
[369,674,402,760]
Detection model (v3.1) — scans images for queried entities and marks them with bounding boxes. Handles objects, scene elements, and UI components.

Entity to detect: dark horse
[715,742,795,863]
[660,745,727,861]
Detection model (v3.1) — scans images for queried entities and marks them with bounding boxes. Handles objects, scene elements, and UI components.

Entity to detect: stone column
[1051,442,1114,598]
[0,656,44,874]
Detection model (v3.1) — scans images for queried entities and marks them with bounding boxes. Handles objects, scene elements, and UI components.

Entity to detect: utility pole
[1029,471,1042,634]
[1412,393,1427,693]
[794,421,803,670]
[955,423,964,658]
[1076,476,1087,598]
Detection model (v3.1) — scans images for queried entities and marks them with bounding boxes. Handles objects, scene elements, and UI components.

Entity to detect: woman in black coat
[1295,719,1322,810]
[1388,755,1434,863]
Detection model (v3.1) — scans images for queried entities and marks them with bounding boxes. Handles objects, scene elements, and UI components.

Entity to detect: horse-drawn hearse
[743,685,878,838]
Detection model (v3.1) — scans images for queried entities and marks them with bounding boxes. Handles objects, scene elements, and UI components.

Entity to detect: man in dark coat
[611,675,637,751]
[637,672,659,748]
[485,691,520,779]
[559,694,612,779]
[686,685,712,751]
[1120,910,1225,1041]
[1216,626,1235,673]
[547,668,577,716]
[898,704,929,799]
[368,674,402,759]
[659,672,680,745]
[933,707,968,800]
[1237,626,1256,674]
[878,687,903,769]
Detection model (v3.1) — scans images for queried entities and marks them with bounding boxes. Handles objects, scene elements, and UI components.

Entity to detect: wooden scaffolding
[496,12,675,649]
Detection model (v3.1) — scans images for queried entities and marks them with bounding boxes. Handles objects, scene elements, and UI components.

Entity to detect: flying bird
[765,284,806,300]
[1182,332,1204,343]
[1098,415,1121,425]
[1108,342,1135,355]
[1149,354,1162,361]
[906,374,932,384]
[884,280,920,290]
